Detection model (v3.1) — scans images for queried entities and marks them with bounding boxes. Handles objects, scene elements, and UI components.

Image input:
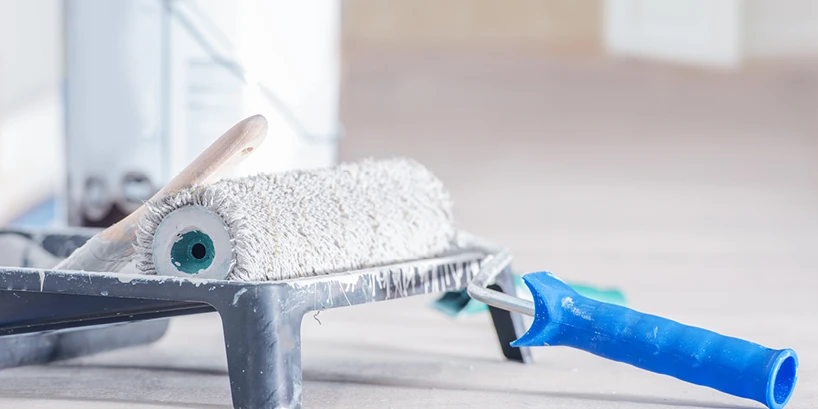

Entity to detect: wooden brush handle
[55,115,268,272]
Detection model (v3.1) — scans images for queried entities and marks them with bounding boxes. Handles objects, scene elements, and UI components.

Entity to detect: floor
[1,49,817,408]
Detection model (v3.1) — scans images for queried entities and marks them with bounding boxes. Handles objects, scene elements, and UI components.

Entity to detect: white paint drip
[334,279,352,306]
[398,269,409,297]
[38,270,45,292]
[402,267,412,297]
[382,270,391,300]
[117,275,137,283]
[561,297,592,320]
[409,268,417,294]
[422,265,431,293]
[217,258,480,314]
[232,287,248,306]
[452,263,464,286]
[383,272,391,300]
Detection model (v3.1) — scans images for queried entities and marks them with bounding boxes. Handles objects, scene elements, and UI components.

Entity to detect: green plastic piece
[431,274,627,318]
[561,282,627,306]
[170,230,215,275]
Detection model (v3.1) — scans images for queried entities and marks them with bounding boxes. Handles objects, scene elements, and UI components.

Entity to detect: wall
[342,0,602,52]
[0,0,63,224]
[744,0,818,59]
[603,0,818,68]
[603,0,742,68]
[0,0,62,113]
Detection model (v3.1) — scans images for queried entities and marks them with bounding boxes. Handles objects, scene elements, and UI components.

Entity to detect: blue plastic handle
[511,272,798,409]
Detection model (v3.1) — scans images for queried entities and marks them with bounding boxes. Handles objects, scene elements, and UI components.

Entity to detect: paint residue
[117,275,137,283]
[561,296,592,320]
[232,287,248,305]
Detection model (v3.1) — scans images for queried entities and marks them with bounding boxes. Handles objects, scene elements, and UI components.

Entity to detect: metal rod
[465,240,535,317]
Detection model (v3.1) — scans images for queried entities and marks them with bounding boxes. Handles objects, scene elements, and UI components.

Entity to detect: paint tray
[0,228,531,409]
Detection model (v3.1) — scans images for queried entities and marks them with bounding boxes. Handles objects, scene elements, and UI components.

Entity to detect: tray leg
[216,288,305,409]
[487,266,533,363]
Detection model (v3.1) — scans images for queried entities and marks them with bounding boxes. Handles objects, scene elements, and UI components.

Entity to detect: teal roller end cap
[170,230,215,275]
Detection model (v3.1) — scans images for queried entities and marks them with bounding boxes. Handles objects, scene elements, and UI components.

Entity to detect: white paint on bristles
[134,158,456,281]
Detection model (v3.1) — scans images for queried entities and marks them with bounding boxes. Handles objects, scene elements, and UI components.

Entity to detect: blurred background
[0,0,816,408]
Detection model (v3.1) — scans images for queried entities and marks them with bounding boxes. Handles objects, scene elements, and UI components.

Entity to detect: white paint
[231,287,248,306]
[37,270,45,292]
[335,280,352,306]
[452,263,464,287]
[117,275,137,283]
[561,296,593,320]
[384,271,391,300]
[318,273,361,294]
[397,269,405,295]
[422,265,432,293]
[469,262,479,281]
[408,267,420,293]
[403,267,413,296]
[432,266,439,293]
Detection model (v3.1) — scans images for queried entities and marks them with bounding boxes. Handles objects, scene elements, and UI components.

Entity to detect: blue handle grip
[511,272,798,409]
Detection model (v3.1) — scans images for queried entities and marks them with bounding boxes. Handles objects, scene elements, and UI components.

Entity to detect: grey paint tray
[0,229,531,409]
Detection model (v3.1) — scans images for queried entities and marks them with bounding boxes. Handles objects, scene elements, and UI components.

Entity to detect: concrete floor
[1,50,817,408]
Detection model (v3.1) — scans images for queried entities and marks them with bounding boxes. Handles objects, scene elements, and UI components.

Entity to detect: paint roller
[123,143,798,408]
[55,114,268,274]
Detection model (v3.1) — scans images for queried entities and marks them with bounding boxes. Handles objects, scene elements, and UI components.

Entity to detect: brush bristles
[134,157,456,281]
